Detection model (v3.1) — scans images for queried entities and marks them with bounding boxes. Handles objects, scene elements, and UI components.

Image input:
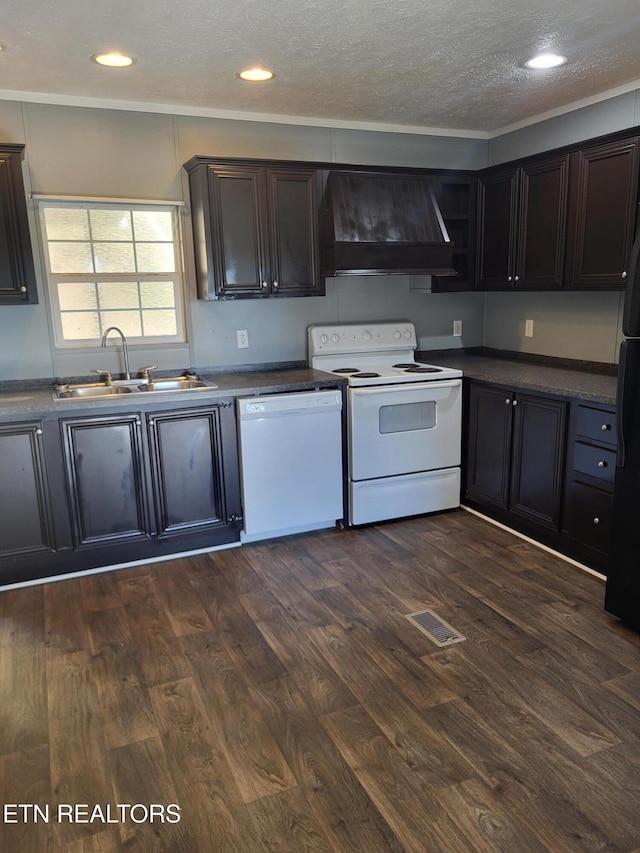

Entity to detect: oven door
[349,380,462,481]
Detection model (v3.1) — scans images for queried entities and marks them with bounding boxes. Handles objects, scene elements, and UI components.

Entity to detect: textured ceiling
[2,0,640,134]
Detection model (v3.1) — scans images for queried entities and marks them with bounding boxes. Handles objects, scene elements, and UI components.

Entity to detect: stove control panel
[308,322,417,356]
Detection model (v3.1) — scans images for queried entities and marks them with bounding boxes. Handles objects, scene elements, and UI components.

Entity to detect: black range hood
[321,171,456,277]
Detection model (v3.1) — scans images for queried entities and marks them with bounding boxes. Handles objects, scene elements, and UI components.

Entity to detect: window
[38,200,186,347]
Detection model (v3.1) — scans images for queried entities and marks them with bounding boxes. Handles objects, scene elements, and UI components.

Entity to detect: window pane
[49,242,94,273]
[101,311,142,337]
[140,281,175,308]
[61,312,100,340]
[93,242,136,273]
[90,209,133,241]
[57,282,98,311]
[97,281,140,309]
[44,208,90,241]
[133,211,173,241]
[135,242,175,273]
[142,310,178,336]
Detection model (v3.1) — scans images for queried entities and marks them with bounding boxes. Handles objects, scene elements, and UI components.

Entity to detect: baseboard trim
[0,541,242,593]
[461,505,606,582]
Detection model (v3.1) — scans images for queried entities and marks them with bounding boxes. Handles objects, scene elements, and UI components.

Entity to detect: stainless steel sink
[53,383,134,399]
[52,374,217,400]
[137,376,212,392]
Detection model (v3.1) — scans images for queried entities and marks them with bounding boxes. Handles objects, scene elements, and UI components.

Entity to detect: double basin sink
[53,374,217,401]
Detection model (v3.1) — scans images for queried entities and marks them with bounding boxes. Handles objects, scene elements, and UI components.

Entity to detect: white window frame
[37,198,187,349]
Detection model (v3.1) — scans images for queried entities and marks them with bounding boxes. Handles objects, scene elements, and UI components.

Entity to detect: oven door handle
[350,379,462,396]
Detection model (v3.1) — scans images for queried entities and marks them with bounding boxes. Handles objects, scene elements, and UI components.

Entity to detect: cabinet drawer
[575,405,616,446]
[564,480,613,553]
[573,442,616,483]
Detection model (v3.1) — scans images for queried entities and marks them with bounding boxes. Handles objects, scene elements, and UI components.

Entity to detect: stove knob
[320,333,329,345]
[331,333,340,343]
[393,329,402,340]
[363,330,372,341]
[404,329,412,339]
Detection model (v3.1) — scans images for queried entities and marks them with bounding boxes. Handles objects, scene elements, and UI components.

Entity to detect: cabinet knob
[135,419,141,426]
[505,398,511,405]
[20,285,27,293]
[514,275,519,282]
[597,460,607,468]
[272,280,279,289]
[601,423,611,431]
[622,271,627,279]
[261,281,268,289]
[35,428,43,435]
[148,419,155,426]
[593,517,600,525]
[512,399,518,406]
[507,275,512,282]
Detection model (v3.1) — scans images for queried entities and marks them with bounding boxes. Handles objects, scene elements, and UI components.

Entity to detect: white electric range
[308,322,463,525]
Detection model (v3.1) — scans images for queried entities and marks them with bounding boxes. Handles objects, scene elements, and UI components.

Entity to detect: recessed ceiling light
[91,52,135,68]
[236,67,275,82]
[524,53,567,70]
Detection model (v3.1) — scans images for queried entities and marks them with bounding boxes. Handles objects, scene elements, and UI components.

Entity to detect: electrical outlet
[453,319,463,337]
[525,319,534,338]
[236,329,249,349]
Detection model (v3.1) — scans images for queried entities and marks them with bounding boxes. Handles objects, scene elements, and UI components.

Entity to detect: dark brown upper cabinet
[476,154,570,291]
[431,173,478,292]
[0,144,38,305]
[564,136,640,289]
[184,158,323,299]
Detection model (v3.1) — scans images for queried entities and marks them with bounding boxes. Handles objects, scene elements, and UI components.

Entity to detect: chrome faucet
[101,326,130,380]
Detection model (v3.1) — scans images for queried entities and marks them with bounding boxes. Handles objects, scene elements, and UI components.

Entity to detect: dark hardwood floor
[2,508,640,852]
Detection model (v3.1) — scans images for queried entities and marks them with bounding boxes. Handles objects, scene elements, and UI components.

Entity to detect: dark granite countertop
[0,367,346,420]
[418,348,617,406]
[0,349,618,418]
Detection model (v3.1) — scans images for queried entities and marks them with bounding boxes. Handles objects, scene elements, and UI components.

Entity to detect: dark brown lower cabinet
[0,421,56,560]
[147,408,232,538]
[0,401,242,586]
[61,404,241,557]
[562,402,616,573]
[62,413,152,547]
[464,380,617,573]
[465,382,567,532]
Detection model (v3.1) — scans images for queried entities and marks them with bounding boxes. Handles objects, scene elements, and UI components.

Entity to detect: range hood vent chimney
[321,171,456,277]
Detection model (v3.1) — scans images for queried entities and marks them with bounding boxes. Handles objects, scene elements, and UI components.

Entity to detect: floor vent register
[405,609,466,647]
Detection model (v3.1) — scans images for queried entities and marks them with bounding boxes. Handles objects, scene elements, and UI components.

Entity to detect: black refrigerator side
[622,232,640,337]
[605,337,640,629]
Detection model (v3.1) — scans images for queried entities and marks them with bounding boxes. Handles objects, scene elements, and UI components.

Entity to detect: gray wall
[2,87,638,381]
[0,99,487,381]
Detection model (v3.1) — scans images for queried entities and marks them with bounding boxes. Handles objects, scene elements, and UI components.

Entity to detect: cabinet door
[205,165,269,297]
[509,394,566,530]
[517,155,569,289]
[0,422,55,559]
[267,168,322,296]
[476,168,519,290]
[0,148,38,304]
[146,408,228,537]
[565,137,640,288]
[62,415,152,547]
[465,383,513,509]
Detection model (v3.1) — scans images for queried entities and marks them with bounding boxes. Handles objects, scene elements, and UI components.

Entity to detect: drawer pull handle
[601,423,611,431]
[597,461,607,468]
[593,517,600,525]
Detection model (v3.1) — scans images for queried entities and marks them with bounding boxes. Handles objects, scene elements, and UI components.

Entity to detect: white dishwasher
[237,389,344,543]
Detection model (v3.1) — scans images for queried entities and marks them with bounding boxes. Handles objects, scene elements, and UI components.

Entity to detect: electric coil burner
[308,322,463,526]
